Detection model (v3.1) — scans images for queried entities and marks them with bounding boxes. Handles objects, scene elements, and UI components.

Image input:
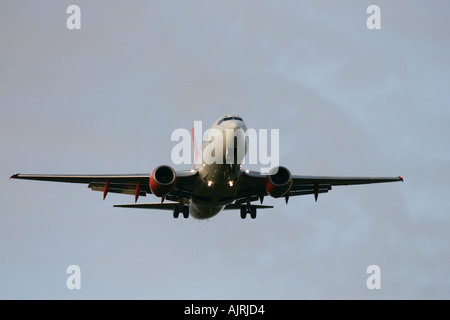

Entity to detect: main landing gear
[173,205,189,219]
[240,206,257,219]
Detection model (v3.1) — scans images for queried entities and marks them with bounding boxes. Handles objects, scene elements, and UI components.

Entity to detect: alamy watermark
[366,5,381,30]
[66,264,81,290]
[66,4,381,31]
[170,121,279,173]
[366,265,381,290]
[66,5,81,30]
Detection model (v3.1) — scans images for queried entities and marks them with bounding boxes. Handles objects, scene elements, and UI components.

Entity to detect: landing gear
[250,207,257,219]
[240,206,247,219]
[173,205,189,219]
[240,206,257,219]
[182,206,189,219]
[173,206,180,219]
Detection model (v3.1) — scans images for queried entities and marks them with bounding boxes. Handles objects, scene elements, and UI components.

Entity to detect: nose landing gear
[173,205,189,219]
[240,205,257,219]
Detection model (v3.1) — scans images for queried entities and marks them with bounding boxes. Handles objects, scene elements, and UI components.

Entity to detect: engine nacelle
[266,166,293,198]
[149,165,177,197]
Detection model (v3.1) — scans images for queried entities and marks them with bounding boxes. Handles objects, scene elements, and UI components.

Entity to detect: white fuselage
[189,116,248,219]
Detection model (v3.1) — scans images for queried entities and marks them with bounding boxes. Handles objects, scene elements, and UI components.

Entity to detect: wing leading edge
[239,170,403,202]
[10,170,198,202]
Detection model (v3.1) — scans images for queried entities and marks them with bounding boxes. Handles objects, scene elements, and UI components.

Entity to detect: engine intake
[149,165,177,197]
[266,166,292,198]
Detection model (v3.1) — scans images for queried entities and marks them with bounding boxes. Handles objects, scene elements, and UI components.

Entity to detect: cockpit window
[217,116,243,125]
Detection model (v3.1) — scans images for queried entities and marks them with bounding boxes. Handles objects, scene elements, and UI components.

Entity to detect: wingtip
[10,173,19,179]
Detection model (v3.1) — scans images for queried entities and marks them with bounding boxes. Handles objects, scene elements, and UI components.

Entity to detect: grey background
[1,1,449,299]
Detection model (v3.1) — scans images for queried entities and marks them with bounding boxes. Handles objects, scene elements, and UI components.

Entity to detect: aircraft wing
[10,170,198,202]
[238,170,403,203]
[288,175,403,200]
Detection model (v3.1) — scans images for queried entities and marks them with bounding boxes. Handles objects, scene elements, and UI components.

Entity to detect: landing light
[208,181,213,187]
[229,181,234,187]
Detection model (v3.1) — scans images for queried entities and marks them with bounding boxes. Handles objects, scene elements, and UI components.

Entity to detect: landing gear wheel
[240,207,247,219]
[182,206,189,219]
[250,207,257,219]
[173,206,180,219]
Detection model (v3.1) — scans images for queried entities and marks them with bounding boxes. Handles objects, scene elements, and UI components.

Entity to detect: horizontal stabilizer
[223,204,273,210]
[113,202,178,210]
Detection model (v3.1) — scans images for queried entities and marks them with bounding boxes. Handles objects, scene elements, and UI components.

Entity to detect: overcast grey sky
[1,1,449,299]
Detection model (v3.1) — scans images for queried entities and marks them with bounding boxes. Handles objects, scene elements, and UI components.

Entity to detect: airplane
[10,115,403,220]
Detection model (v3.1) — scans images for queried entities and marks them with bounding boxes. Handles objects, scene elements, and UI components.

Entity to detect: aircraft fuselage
[189,116,247,219]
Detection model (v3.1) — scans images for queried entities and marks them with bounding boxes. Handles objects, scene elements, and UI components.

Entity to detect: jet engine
[149,165,177,197]
[266,166,292,198]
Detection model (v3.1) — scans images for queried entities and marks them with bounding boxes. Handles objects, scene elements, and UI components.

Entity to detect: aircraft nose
[227,121,239,130]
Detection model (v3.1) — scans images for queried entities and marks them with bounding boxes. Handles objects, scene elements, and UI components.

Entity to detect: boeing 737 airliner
[10,115,403,219]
